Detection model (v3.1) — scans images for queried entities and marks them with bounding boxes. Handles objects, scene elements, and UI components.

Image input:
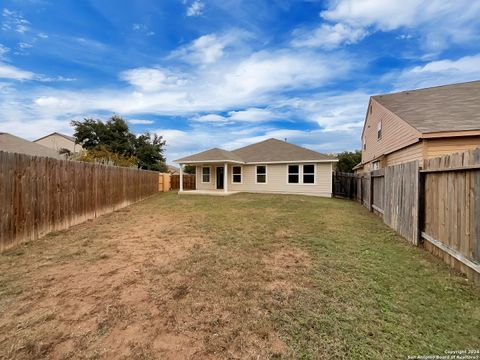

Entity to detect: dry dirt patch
[0,195,311,359]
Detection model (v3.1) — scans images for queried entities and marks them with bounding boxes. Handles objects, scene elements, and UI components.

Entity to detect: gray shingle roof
[373,80,480,133]
[175,147,244,163]
[0,133,65,159]
[174,138,337,163]
[232,138,336,162]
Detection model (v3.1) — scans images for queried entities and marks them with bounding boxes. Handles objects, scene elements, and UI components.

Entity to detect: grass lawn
[0,192,478,359]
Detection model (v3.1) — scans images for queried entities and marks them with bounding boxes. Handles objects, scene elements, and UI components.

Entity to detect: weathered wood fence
[170,174,196,190]
[335,149,480,284]
[421,150,480,283]
[0,151,159,251]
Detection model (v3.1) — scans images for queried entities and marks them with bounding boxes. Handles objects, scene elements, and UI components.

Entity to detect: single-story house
[34,132,83,154]
[174,138,337,197]
[354,80,480,173]
[0,132,66,159]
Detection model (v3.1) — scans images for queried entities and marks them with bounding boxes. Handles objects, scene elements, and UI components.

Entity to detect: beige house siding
[361,99,421,164]
[385,141,424,167]
[424,136,480,158]
[35,134,82,153]
[195,163,333,197]
[195,165,216,191]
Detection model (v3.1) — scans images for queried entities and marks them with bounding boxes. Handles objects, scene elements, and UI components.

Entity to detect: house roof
[175,147,245,163]
[372,80,480,133]
[0,133,65,159]
[174,138,337,164]
[34,132,76,143]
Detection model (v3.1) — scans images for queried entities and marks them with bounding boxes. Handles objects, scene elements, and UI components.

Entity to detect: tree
[336,150,362,173]
[72,145,138,167]
[71,116,167,170]
[135,132,167,172]
[71,116,135,156]
[183,165,196,174]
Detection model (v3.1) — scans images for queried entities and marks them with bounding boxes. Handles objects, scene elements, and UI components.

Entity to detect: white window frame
[372,161,381,170]
[231,165,243,184]
[302,164,316,185]
[201,166,211,183]
[255,165,267,184]
[286,163,316,185]
[377,121,382,140]
[287,164,300,184]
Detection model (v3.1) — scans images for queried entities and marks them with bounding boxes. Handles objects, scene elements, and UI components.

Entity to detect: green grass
[0,191,478,359]
[164,192,480,358]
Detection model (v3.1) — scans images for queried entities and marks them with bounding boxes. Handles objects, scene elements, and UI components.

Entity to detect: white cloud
[186,0,204,16]
[2,8,31,33]
[227,108,278,122]
[128,119,155,125]
[0,62,34,80]
[320,0,480,51]
[172,34,227,65]
[193,114,228,123]
[392,54,480,90]
[119,67,187,92]
[0,44,9,58]
[132,23,155,36]
[292,23,367,49]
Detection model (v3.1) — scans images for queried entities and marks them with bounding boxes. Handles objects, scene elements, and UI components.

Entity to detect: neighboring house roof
[167,165,180,173]
[372,80,480,134]
[0,133,65,159]
[175,138,337,164]
[34,132,76,143]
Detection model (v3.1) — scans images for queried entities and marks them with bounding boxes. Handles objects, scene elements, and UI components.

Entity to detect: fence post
[369,172,373,212]
[416,165,424,246]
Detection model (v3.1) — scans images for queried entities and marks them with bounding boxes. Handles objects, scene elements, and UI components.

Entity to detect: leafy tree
[71,116,166,170]
[183,165,196,174]
[135,132,167,172]
[336,150,362,173]
[71,116,135,156]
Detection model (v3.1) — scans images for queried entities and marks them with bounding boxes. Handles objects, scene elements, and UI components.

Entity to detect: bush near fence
[0,151,160,251]
[335,149,480,284]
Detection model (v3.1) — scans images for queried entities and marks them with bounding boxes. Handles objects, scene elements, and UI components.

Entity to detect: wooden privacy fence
[158,173,171,192]
[421,150,480,283]
[170,174,196,190]
[332,172,356,199]
[0,151,159,251]
[338,149,480,284]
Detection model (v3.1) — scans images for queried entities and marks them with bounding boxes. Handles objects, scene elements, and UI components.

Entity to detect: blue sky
[1,0,480,162]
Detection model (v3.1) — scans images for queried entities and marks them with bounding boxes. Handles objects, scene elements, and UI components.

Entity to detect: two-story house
[354,80,480,173]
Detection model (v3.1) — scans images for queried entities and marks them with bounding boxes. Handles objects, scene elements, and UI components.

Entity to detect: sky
[1,0,480,162]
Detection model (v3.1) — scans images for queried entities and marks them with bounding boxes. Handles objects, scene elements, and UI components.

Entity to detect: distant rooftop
[0,133,65,159]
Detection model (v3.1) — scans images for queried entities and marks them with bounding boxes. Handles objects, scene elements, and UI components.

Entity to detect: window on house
[369,104,373,114]
[288,165,299,183]
[202,167,210,183]
[303,164,315,184]
[377,121,382,140]
[372,161,381,170]
[256,165,266,183]
[232,166,242,183]
[363,138,366,150]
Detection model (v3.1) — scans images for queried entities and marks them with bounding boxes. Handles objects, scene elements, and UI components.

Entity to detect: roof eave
[246,159,338,164]
[174,159,245,164]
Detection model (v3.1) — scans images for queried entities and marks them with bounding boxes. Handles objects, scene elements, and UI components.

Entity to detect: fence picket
[0,151,159,251]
